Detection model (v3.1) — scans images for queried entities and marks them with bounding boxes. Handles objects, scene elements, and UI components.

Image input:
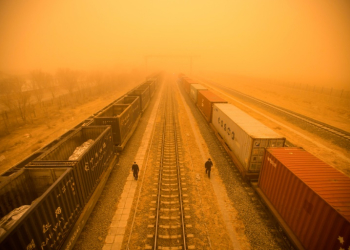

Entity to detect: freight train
[0,73,162,250]
[178,74,350,250]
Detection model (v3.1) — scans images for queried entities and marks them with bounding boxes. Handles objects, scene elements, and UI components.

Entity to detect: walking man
[132,162,139,180]
[205,158,213,178]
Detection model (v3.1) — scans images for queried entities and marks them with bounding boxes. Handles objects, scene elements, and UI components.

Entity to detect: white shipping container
[212,103,285,173]
[190,84,207,103]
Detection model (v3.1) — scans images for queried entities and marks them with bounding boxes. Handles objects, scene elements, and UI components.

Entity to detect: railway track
[126,82,195,250]
[147,84,192,250]
[202,79,350,142]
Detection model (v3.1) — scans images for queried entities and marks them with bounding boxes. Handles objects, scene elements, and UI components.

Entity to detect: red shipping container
[258,147,350,250]
[196,90,227,122]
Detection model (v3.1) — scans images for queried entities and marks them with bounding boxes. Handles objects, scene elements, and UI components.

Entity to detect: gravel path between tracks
[73,87,161,250]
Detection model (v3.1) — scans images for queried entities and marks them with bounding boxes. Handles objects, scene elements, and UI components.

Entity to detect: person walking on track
[205,158,213,178]
[132,162,139,180]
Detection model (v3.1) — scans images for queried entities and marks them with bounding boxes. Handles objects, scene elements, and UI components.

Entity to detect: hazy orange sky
[0,0,349,86]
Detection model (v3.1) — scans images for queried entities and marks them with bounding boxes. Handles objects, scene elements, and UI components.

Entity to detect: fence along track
[146,83,192,250]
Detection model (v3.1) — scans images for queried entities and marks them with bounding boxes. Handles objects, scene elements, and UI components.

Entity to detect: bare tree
[88,71,105,96]
[14,77,32,123]
[56,68,78,96]
[3,76,32,123]
[30,70,49,106]
[45,73,57,101]
[0,77,14,132]
[0,77,15,112]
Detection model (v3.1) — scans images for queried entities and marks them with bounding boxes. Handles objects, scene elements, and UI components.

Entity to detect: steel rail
[153,99,167,250]
[153,83,188,250]
[126,84,164,250]
[171,89,187,250]
[175,82,213,249]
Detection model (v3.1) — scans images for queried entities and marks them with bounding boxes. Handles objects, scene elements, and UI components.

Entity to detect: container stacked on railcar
[182,77,198,94]
[178,75,285,179]
[258,147,350,250]
[190,84,207,103]
[212,103,285,179]
[196,90,227,123]
[177,73,185,87]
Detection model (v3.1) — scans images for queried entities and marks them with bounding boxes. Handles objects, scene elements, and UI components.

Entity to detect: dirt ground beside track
[197,74,350,177]
[0,86,134,175]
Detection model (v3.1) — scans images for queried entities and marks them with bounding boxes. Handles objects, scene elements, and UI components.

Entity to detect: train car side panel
[182,78,197,94]
[0,168,82,250]
[258,147,350,250]
[190,84,207,103]
[127,86,150,113]
[27,126,114,204]
[94,104,134,145]
[196,90,227,123]
[115,96,141,129]
[212,104,252,170]
[142,80,155,97]
[212,103,285,177]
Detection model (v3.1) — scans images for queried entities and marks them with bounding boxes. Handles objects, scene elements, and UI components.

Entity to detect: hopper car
[0,74,162,249]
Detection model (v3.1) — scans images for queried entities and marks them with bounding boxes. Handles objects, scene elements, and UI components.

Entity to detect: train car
[93,97,141,149]
[177,73,185,81]
[89,95,124,120]
[0,168,82,250]
[0,129,78,177]
[142,80,155,98]
[115,96,142,126]
[257,147,350,250]
[0,75,158,249]
[196,90,227,123]
[127,85,150,113]
[182,78,198,94]
[73,117,95,129]
[190,84,207,103]
[177,74,186,86]
[27,126,114,204]
[0,152,44,178]
[211,103,285,180]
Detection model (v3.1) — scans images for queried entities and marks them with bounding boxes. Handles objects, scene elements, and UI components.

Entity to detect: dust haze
[1,0,349,88]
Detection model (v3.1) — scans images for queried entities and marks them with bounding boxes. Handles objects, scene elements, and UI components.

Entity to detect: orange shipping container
[182,78,197,94]
[197,90,227,122]
[258,147,350,250]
